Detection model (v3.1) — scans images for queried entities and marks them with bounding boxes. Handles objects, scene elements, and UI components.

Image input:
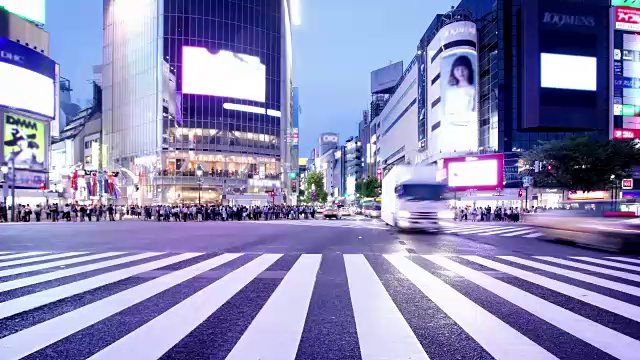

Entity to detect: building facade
[102,0,294,206]
[0,4,55,207]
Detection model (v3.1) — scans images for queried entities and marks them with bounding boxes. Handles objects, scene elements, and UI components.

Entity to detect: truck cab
[381,165,453,232]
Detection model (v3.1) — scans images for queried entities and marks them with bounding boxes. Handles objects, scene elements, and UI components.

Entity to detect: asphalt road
[1,218,640,359]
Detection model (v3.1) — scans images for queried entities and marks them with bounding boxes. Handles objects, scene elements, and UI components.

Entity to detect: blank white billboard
[182,47,266,102]
[448,159,498,188]
[0,61,54,118]
[540,53,597,91]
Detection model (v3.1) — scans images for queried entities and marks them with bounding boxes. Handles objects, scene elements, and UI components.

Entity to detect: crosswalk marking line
[498,256,640,297]
[342,255,428,360]
[0,252,88,268]
[535,257,640,282]
[606,257,640,265]
[453,227,514,235]
[386,255,555,360]
[425,255,640,359]
[226,255,321,360]
[523,233,543,238]
[0,252,50,262]
[0,253,243,360]
[476,228,522,236]
[87,254,282,360]
[442,225,490,233]
[463,256,640,322]
[0,252,202,319]
[0,252,164,293]
[571,257,640,272]
[0,252,126,278]
[501,229,538,237]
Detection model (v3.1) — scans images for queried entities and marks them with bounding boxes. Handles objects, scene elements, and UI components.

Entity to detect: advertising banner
[441,51,478,127]
[0,0,45,24]
[613,0,640,8]
[442,153,505,192]
[370,61,403,94]
[616,6,640,32]
[3,113,45,170]
[613,128,640,139]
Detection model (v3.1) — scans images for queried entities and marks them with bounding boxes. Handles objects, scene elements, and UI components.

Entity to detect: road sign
[622,178,634,190]
[522,176,532,187]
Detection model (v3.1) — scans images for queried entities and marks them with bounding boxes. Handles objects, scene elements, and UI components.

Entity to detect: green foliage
[522,136,640,192]
[356,176,381,198]
[303,171,328,204]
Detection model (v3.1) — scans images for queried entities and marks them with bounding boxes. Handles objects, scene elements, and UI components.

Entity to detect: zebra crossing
[2,251,640,358]
[441,222,544,237]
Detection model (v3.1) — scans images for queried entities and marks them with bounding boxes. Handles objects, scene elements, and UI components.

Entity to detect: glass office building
[102,0,293,205]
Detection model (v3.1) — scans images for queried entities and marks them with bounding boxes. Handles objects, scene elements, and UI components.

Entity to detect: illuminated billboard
[613,0,640,8]
[181,46,266,103]
[616,6,640,32]
[443,153,504,192]
[0,0,45,24]
[3,113,46,170]
[0,37,55,118]
[540,53,597,91]
[426,21,479,157]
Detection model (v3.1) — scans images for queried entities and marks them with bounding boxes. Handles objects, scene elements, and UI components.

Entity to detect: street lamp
[1,158,15,222]
[195,164,203,206]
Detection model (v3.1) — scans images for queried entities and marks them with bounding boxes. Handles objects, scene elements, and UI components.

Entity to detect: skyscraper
[102,0,294,205]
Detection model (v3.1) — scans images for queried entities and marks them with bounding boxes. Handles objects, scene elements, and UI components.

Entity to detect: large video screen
[443,154,504,191]
[0,0,45,24]
[540,53,597,91]
[441,51,477,126]
[182,46,266,103]
[0,61,54,118]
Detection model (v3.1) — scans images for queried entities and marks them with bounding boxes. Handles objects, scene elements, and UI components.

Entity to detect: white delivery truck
[381,165,454,231]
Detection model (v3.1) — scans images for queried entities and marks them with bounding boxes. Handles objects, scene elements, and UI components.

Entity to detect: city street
[1,220,640,359]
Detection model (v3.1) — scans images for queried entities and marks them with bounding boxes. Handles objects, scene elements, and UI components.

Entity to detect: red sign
[613,128,640,140]
[616,7,640,31]
[623,179,634,190]
[376,168,383,182]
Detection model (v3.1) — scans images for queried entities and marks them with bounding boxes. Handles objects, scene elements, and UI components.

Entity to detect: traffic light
[289,171,298,179]
[291,180,297,193]
[518,189,524,198]
[39,182,45,191]
[547,165,552,171]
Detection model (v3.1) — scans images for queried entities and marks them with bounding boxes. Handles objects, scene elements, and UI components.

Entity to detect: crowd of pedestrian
[130,204,318,222]
[0,202,320,223]
[452,205,549,223]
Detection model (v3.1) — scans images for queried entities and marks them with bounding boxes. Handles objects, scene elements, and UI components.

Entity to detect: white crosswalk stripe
[2,251,640,358]
[443,223,544,237]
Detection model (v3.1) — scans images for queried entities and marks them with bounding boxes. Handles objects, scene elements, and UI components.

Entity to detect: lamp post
[1,158,16,222]
[196,164,203,206]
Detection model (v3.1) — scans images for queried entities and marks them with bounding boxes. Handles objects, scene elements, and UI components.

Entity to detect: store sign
[613,128,640,139]
[616,7,640,31]
[542,12,595,27]
[568,191,609,200]
[615,49,622,61]
[613,0,640,8]
[622,179,634,189]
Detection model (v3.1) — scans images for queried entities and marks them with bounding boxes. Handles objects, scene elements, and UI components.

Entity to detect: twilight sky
[46,0,455,155]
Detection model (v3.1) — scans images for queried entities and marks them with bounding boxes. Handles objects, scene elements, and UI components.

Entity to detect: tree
[304,171,328,204]
[356,176,381,198]
[522,136,640,192]
[296,189,307,204]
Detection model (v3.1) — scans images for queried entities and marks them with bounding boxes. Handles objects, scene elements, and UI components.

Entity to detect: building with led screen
[0,0,54,203]
[613,3,640,140]
[103,0,295,205]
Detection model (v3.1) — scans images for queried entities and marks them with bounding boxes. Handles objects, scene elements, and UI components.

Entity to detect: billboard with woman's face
[441,51,477,127]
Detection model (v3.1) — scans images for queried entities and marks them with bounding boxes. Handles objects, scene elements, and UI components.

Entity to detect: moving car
[526,210,640,251]
[323,207,341,219]
[339,207,351,217]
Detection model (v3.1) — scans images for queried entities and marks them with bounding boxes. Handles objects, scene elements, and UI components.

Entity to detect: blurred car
[368,204,381,218]
[525,210,640,251]
[323,207,341,219]
[339,207,351,217]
